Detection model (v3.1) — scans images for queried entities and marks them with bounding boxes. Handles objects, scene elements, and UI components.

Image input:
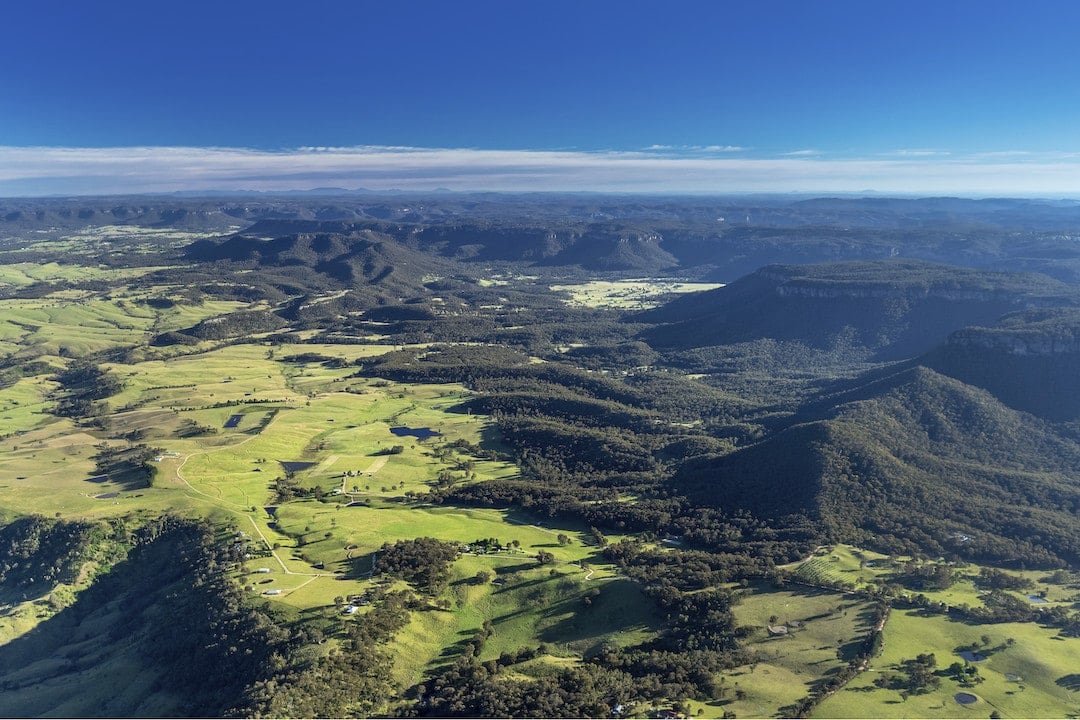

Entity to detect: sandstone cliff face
[774,282,1024,302]
[947,327,1080,356]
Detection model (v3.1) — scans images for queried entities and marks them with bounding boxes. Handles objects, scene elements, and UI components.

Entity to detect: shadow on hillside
[537,579,656,650]
[86,445,154,492]
[344,550,378,579]
[1058,673,1080,692]
[0,545,180,717]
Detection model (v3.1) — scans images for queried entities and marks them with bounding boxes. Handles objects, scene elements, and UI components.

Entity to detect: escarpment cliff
[638,260,1078,360]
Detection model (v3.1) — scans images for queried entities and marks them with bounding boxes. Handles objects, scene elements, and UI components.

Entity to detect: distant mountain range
[7,195,1080,280]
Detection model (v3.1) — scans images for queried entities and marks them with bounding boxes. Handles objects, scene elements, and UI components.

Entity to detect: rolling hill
[182,228,457,297]
[675,366,1080,566]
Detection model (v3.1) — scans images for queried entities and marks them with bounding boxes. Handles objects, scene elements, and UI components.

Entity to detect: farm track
[172,431,325,581]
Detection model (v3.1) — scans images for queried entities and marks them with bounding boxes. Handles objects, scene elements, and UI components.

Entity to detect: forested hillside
[676,367,1080,566]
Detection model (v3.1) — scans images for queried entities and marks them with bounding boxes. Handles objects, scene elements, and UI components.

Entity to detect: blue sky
[4,0,1080,195]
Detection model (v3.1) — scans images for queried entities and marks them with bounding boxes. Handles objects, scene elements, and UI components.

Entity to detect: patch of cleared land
[793,544,1078,611]
[549,279,724,309]
[814,608,1080,718]
[690,584,877,718]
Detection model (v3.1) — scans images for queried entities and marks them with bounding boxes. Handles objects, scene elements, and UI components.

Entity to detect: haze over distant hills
[8,194,1080,280]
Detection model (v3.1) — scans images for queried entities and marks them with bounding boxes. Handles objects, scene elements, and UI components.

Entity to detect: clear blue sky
[4,0,1080,195]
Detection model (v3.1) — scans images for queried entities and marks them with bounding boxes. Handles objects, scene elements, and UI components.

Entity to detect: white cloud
[3,145,1080,196]
[885,149,951,157]
[781,149,822,157]
[699,145,746,153]
[642,144,747,153]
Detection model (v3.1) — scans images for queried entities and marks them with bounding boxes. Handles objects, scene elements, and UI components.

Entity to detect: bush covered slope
[676,366,1080,566]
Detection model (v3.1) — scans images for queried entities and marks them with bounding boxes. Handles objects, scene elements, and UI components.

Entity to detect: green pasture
[815,608,1080,718]
[705,584,877,718]
[106,343,300,411]
[549,279,724,310]
[269,504,602,579]
[792,544,1077,612]
[0,262,156,287]
[389,557,658,690]
[233,500,659,691]
[0,292,248,359]
[0,375,57,436]
[9,224,234,256]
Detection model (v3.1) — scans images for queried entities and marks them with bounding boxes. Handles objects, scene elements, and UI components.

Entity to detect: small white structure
[255,567,272,573]
[342,605,359,614]
[264,589,282,595]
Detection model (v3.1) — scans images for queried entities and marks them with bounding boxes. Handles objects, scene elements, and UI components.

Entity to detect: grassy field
[791,544,1078,612]
[1,225,236,256]
[0,292,250,358]
[0,262,157,287]
[549,279,724,309]
[815,608,1080,718]
[690,584,878,718]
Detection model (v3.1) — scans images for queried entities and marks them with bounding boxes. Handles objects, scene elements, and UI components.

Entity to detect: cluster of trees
[184,309,288,341]
[0,516,112,593]
[893,562,956,591]
[976,567,1034,591]
[372,537,461,594]
[51,361,122,419]
[91,443,159,489]
[872,653,941,697]
[420,650,643,718]
[243,589,420,718]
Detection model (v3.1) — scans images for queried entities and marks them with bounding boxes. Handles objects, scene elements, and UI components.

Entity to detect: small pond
[954,692,978,705]
[224,414,244,428]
